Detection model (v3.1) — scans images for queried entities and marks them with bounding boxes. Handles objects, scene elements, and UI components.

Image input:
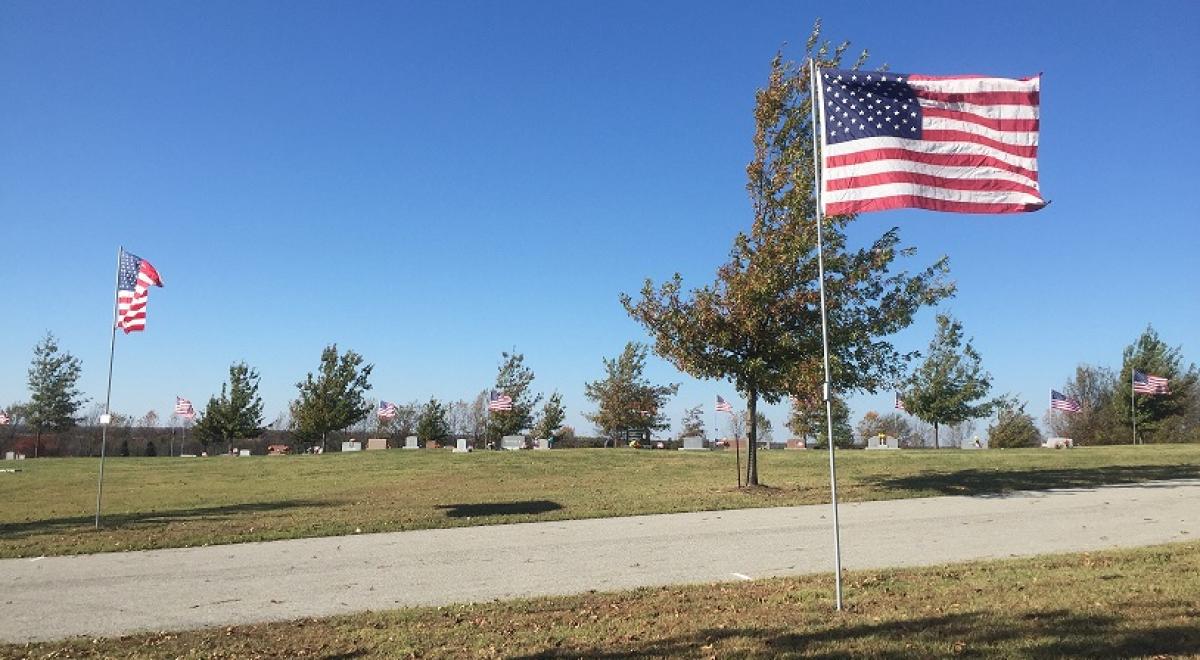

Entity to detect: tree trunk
[322,431,328,453]
[746,388,759,486]
[35,428,41,458]
[933,421,940,449]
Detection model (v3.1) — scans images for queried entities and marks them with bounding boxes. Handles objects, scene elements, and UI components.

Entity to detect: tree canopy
[533,392,566,441]
[193,362,264,451]
[583,342,678,444]
[1117,325,1198,443]
[26,332,86,456]
[291,344,374,450]
[902,315,993,448]
[416,397,449,446]
[624,27,952,484]
[988,399,1042,448]
[486,351,541,440]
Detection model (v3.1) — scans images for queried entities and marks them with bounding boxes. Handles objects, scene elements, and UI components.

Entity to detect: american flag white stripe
[818,69,1043,215]
[1049,390,1082,413]
[715,396,733,414]
[174,396,195,419]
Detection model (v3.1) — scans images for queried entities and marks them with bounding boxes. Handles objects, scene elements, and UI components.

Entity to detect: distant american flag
[0,411,10,425]
[174,396,195,420]
[715,395,733,414]
[895,393,907,412]
[1050,389,1082,413]
[817,68,1043,215]
[116,249,164,333]
[378,400,398,420]
[1132,370,1170,395]
[488,391,513,412]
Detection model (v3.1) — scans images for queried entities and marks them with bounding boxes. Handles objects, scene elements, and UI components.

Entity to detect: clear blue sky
[3,1,1198,441]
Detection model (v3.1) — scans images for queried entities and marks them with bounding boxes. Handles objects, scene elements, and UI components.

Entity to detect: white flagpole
[808,58,844,611]
[95,246,122,528]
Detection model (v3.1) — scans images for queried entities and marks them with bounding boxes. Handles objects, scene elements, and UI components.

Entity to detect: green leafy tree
[988,399,1042,448]
[902,315,994,449]
[193,362,265,452]
[533,392,566,442]
[789,396,853,448]
[1115,326,1198,444]
[1047,364,1125,445]
[679,405,706,439]
[291,345,374,451]
[623,30,952,485]
[416,397,449,447]
[145,440,157,457]
[856,411,914,445]
[583,342,679,445]
[487,351,542,441]
[26,332,86,458]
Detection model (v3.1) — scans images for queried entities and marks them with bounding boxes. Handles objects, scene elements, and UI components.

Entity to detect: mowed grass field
[2,445,1199,558]
[5,541,1198,658]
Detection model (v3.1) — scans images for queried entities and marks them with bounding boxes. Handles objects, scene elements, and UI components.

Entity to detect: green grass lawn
[1,445,1198,558]
[6,541,1198,658]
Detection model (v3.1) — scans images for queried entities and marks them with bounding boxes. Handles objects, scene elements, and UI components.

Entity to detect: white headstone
[404,435,419,450]
[680,436,706,451]
[534,437,550,450]
[501,435,525,450]
[238,449,252,457]
[453,438,470,453]
[866,434,899,450]
[3,451,13,461]
[341,441,362,452]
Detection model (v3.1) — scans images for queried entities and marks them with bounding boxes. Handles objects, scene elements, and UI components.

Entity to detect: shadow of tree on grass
[866,464,1200,497]
[437,500,563,518]
[0,499,336,539]
[516,609,1200,659]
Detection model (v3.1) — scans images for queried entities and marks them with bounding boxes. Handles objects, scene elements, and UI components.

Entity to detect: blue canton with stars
[118,250,144,290]
[821,69,921,145]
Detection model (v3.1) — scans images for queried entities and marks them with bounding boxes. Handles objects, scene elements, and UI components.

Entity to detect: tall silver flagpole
[808,58,844,611]
[1131,370,1137,445]
[95,246,122,528]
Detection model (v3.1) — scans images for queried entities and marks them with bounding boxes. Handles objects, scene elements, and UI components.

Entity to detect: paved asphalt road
[2,479,1197,643]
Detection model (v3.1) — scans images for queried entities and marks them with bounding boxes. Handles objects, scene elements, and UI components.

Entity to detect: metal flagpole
[1131,370,1137,445]
[95,246,122,528]
[808,57,845,611]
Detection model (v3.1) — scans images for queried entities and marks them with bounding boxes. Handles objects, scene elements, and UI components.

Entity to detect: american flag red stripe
[817,69,1044,216]
[714,395,733,414]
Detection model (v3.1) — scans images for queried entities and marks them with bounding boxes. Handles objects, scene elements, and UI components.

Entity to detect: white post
[1131,370,1137,445]
[808,59,844,611]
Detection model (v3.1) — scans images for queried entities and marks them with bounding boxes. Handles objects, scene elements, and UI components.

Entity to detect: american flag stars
[823,71,921,143]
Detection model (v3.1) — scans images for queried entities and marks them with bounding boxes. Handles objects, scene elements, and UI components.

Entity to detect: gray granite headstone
[866,434,899,450]
[680,436,706,451]
[534,437,550,450]
[501,435,525,450]
[404,435,419,450]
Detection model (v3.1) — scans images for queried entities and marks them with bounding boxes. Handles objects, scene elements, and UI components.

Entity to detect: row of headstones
[341,436,551,453]
[676,436,903,450]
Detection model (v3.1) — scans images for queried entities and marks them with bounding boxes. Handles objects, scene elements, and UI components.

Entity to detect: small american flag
[116,249,164,333]
[895,393,907,412]
[488,391,513,412]
[715,395,733,414]
[1133,370,1170,395]
[1050,390,1082,413]
[378,400,398,420]
[817,68,1044,215]
[174,396,195,420]
[0,411,10,425]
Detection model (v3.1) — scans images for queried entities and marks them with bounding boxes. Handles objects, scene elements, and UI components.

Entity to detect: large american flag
[1050,389,1082,413]
[116,249,164,333]
[817,68,1043,215]
[174,396,195,420]
[1132,370,1170,395]
[487,391,513,412]
[715,395,733,414]
[894,393,907,412]
[378,400,398,420]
